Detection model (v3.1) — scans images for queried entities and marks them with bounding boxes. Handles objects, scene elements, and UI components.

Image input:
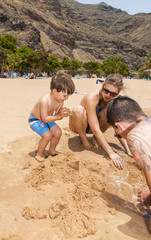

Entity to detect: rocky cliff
[0,0,151,70]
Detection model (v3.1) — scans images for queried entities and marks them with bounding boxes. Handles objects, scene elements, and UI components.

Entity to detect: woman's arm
[86,100,124,169]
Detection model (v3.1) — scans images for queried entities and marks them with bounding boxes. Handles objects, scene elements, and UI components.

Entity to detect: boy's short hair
[107,96,146,126]
[50,71,75,95]
[104,73,123,91]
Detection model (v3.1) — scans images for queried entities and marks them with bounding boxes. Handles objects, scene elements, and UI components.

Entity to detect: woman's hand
[109,152,124,170]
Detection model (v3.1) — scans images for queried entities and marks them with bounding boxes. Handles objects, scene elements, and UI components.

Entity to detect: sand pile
[22,152,106,238]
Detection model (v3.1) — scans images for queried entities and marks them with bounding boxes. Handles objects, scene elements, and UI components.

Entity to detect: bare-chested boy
[107,96,151,206]
[69,74,131,169]
[29,71,75,162]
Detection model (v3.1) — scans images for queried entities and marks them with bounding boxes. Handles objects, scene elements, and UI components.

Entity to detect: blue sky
[76,0,151,15]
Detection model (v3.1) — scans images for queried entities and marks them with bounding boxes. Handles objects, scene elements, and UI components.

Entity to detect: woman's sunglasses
[102,87,119,97]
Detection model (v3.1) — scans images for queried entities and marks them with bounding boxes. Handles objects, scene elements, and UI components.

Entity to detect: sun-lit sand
[0,76,151,240]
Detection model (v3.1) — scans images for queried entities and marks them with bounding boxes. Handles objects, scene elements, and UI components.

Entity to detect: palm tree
[138,53,151,77]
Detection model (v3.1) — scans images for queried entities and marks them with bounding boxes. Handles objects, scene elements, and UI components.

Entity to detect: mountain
[0,0,151,70]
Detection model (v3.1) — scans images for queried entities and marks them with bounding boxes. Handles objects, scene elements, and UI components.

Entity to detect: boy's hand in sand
[109,152,124,170]
[59,107,71,119]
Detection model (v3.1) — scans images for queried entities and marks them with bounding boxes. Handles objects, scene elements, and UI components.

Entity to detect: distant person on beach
[28,72,36,79]
[107,96,151,206]
[29,71,75,162]
[69,73,131,169]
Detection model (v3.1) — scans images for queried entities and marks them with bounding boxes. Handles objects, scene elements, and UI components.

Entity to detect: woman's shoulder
[85,90,99,101]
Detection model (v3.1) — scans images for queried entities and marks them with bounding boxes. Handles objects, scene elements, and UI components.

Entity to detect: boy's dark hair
[107,96,146,126]
[104,73,123,91]
[50,71,75,95]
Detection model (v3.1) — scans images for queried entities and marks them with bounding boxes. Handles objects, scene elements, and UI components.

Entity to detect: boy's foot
[49,150,60,157]
[35,153,46,162]
[51,153,59,157]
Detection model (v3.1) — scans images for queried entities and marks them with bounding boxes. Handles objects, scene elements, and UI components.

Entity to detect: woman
[69,73,131,169]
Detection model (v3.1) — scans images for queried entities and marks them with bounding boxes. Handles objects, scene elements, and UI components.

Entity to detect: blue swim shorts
[29,115,56,136]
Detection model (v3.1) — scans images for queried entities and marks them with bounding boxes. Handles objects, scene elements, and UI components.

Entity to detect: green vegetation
[0,33,150,79]
[60,57,82,76]
[7,53,22,78]
[83,61,100,78]
[0,47,11,77]
[100,57,129,76]
[0,34,17,53]
[138,53,151,79]
[46,55,61,76]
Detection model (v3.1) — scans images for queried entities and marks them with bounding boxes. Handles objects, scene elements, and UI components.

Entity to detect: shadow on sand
[100,191,151,239]
[68,135,108,156]
[68,136,126,156]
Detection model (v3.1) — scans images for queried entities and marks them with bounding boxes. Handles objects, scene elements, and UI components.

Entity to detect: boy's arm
[86,101,124,169]
[40,99,68,123]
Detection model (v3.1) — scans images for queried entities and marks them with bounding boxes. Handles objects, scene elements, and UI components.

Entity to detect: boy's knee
[43,131,52,141]
[54,128,62,138]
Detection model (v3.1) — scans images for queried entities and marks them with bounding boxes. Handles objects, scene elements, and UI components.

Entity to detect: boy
[29,71,75,162]
[107,96,151,206]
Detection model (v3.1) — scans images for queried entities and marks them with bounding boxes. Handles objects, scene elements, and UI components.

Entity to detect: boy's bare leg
[48,125,62,156]
[36,131,53,161]
[69,105,92,149]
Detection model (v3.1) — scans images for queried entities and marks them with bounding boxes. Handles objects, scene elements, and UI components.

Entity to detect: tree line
[0,34,150,78]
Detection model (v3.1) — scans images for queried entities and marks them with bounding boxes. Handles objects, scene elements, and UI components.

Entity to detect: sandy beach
[0,76,151,240]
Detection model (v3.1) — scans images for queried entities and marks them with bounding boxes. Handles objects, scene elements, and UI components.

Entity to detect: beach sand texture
[0,77,151,240]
